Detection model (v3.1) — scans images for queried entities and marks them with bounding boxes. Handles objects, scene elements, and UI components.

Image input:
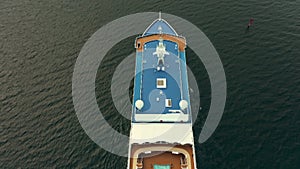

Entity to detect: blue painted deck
[143,19,177,36]
[141,40,181,114]
[132,19,191,122]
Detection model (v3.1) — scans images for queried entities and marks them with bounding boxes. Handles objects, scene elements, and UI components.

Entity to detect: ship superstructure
[127,13,197,169]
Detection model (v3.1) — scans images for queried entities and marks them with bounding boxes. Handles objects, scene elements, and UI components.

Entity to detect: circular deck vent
[179,100,188,110]
[135,100,144,110]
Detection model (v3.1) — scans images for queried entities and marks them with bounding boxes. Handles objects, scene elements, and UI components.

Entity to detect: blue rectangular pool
[153,164,171,169]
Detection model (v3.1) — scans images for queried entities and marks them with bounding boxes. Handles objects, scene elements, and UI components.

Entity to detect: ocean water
[1,0,299,168]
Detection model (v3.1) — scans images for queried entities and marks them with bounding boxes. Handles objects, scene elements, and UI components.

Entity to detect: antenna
[159,11,162,20]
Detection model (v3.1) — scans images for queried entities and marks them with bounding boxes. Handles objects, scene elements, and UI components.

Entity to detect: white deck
[129,123,194,145]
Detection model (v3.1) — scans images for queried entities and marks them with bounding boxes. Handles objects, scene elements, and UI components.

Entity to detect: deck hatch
[156,78,166,88]
[165,99,172,107]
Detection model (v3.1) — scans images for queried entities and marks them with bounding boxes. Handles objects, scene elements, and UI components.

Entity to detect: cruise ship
[127,13,197,169]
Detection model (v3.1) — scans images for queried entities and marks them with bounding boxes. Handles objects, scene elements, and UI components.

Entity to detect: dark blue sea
[1,0,299,168]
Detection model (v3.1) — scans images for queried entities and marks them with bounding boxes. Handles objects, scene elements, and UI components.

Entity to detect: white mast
[159,11,162,20]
